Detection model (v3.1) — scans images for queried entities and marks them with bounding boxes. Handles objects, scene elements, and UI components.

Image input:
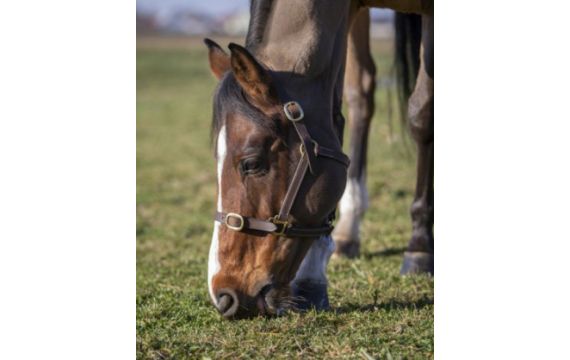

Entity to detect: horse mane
[245,0,273,51]
[211,1,277,153]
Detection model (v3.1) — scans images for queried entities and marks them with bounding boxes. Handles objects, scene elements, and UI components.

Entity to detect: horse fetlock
[291,280,330,311]
[332,238,360,259]
[333,207,363,254]
[408,226,434,253]
[400,251,434,275]
[410,202,433,250]
[410,200,433,225]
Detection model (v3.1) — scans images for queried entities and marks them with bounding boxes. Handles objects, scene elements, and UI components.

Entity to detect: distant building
[161,11,216,35]
[222,11,250,36]
[136,12,158,34]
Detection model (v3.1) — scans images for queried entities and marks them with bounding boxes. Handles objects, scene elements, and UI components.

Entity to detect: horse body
[337,7,433,274]
[204,0,434,319]
[246,0,358,149]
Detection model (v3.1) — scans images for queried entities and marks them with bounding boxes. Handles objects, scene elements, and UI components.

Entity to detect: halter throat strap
[214,101,349,238]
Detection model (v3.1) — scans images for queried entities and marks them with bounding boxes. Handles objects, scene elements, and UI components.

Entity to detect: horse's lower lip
[256,296,267,315]
[256,283,274,315]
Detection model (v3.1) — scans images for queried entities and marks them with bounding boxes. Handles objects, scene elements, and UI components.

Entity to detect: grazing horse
[204,0,433,319]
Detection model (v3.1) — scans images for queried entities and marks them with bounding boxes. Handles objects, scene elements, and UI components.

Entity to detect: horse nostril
[259,283,277,311]
[216,288,239,318]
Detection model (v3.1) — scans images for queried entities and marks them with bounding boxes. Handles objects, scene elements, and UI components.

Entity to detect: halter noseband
[214,101,350,238]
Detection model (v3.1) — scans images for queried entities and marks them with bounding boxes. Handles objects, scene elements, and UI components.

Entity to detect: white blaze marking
[208,126,226,304]
[293,235,335,284]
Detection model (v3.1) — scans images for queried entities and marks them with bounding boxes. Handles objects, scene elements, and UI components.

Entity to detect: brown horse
[334,9,433,275]
[204,0,433,319]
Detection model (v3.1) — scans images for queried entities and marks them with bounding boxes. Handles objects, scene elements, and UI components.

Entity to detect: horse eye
[240,157,265,176]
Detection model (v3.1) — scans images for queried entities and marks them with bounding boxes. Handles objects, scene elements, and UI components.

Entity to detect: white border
[0,1,135,358]
[1,0,570,358]
[438,1,570,358]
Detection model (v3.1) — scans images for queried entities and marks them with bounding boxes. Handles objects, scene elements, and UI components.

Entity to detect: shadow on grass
[333,296,433,314]
[362,246,407,259]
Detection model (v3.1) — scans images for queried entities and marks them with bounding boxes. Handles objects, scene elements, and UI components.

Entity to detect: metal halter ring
[283,101,304,122]
[225,213,245,231]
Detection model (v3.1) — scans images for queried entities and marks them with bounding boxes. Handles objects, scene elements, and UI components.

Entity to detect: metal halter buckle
[269,215,289,236]
[225,213,245,231]
[299,139,319,156]
[283,101,304,122]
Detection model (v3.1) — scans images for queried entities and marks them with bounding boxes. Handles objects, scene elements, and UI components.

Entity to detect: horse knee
[359,62,377,99]
[408,84,433,144]
[344,63,376,122]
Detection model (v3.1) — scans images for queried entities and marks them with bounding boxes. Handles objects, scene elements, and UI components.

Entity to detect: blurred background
[137,0,395,39]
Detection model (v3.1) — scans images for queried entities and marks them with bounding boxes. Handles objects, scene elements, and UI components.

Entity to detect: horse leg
[333,8,376,258]
[291,235,335,310]
[401,13,434,274]
[290,10,375,308]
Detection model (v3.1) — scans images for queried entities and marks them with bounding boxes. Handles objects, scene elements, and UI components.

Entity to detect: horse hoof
[333,239,360,259]
[400,251,434,275]
[291,281,330,311]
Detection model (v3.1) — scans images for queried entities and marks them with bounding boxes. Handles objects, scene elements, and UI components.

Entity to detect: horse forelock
[211,73,279,157]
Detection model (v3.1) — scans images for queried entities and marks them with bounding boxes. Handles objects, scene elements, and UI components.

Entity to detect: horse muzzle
[214,283,286,319]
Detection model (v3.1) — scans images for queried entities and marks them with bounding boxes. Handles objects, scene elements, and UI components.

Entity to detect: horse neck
[247,0,357,147]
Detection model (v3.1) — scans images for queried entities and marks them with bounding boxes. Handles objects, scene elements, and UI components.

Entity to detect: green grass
[137,37,433,359]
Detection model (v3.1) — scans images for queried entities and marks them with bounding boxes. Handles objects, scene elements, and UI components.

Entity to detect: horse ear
[228,43,279,107]
[204,38,230,80]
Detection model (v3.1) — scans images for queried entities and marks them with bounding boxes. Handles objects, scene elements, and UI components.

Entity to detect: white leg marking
[339,176,368,217]
[337,175,368,240]
[208,126,226,304]
[293,235,335,285]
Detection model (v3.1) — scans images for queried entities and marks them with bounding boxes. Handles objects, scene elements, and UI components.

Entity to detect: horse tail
[394,12,422,123]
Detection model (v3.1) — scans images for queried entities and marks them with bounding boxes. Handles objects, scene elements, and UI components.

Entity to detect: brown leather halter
[215,101,350,238]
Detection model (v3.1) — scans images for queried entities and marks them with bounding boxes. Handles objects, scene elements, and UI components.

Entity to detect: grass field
[137,36,433,359]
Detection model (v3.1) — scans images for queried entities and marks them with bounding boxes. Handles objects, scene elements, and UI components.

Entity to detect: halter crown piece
[214,101,350,238]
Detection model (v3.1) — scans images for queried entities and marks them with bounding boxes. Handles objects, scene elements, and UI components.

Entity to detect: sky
[137,0,391,19]
[137,0,250,15]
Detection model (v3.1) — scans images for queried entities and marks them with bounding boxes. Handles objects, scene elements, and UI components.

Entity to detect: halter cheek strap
[214,101,350,238]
